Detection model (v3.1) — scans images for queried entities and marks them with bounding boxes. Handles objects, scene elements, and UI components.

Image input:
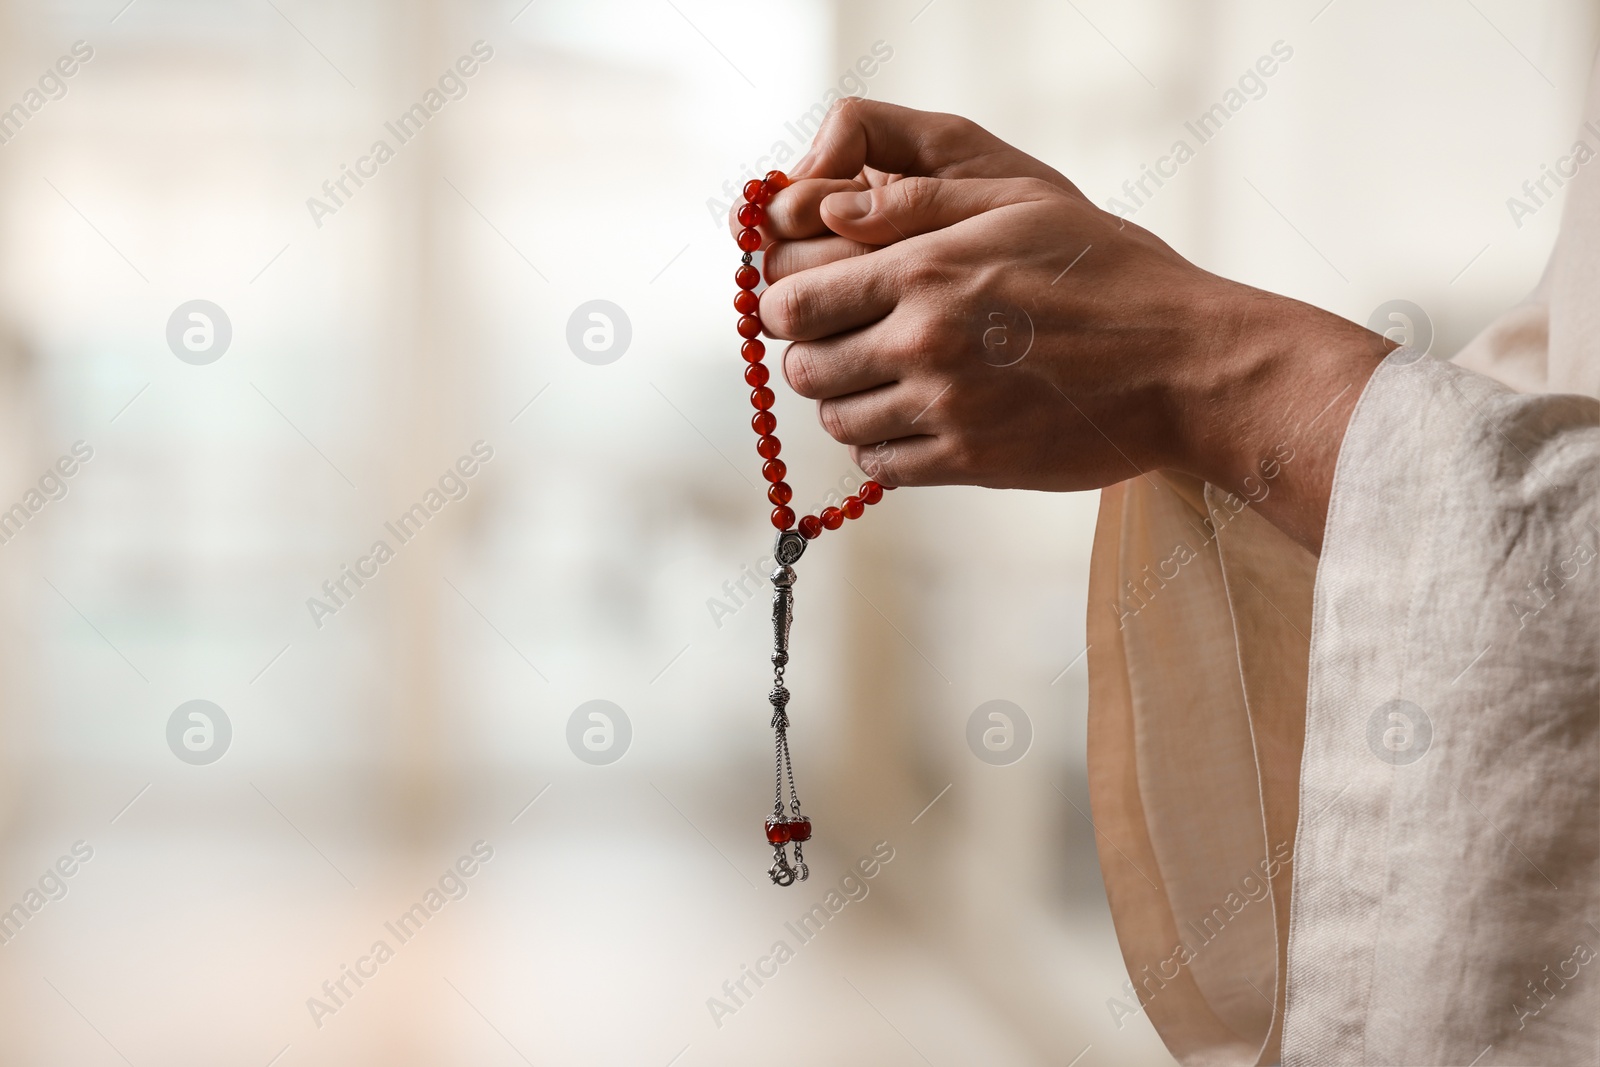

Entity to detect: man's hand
[745,100,1391,553]
[730,99,1080,281]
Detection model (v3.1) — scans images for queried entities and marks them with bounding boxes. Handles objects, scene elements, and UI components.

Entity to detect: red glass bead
[752,410,776,434]
[741,339,765,363]
[821,506,843,530]
[786,816,811,842]
[744,362,769,387]
[764,170,790,192]
[762,459,786,483]
[736,227,762,252]
[768,481,792,506]
[743,179,768,204]
[771,505,795,530]
[737,315,762,339]
[860,481,883,505]
[756,435,781,459]
[735,264,760,290]
[751,386,774,410]
[737,202,765,227]
[734,289,759,315]
[798,514,823,540]
[764,818,791,845]
[842,495,864,519]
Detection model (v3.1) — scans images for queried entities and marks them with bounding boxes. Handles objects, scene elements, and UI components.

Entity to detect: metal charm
[766,532,809,886]
[774,528,806,567]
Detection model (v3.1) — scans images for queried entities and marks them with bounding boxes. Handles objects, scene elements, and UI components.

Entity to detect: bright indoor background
[0,0,1595,1063]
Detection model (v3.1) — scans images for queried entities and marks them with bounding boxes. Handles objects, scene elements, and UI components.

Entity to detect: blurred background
[0,0,1594,1063]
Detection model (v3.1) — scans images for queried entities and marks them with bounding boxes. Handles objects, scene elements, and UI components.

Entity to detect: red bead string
[737,169,903,886]
[735,169,894,537]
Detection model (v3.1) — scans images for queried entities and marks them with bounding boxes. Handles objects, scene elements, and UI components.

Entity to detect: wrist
[1163,283,1390,552]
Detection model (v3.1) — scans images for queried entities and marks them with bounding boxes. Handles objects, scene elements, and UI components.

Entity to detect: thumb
[819,176,1059,245]
[791,98,959,181]
[793,98,1079,193]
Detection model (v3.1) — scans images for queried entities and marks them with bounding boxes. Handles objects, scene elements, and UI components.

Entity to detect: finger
[762,235,879,284]
[820,176,1058,246]
[792,98,1076,190]
[849,435,945,488]
[782,321,905,401]
[759,250,900,342]
[726,177,862,244]
[815,380,947,445]
[762,177,865,240]
[791,99,989,180]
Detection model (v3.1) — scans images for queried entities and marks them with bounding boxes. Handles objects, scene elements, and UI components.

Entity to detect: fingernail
[830,191,872,221]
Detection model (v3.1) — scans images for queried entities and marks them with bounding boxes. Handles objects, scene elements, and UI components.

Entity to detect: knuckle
[945,113,983,139]
[892,247,951,293]
[817,95,864,139]
[917,380,955,424]
[1016,176,1058,201]
[762,281,809,339]
[921,113,983,157]
[892,255,933,293]
[896,311,945,358]
[783,343,819,398]
[887,176,939,215]
[852,442,902,484]
[817,398,850,442]
[832,95,869,122]
[849,443,878,477]
[761,195,789,232]
[761,242,794,283]
[763,189,804,235]
[934,437,978,482]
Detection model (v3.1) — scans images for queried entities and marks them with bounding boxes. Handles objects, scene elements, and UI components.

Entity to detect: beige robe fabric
[1086,52,1600,1067]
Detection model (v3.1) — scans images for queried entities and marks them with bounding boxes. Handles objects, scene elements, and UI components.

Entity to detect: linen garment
[1085,54,1600,1067]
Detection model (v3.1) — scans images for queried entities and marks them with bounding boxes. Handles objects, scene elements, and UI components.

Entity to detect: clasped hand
[731,99,1389,552]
